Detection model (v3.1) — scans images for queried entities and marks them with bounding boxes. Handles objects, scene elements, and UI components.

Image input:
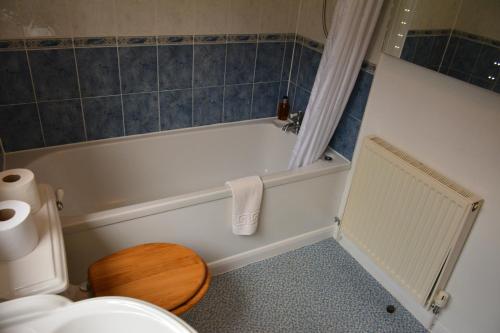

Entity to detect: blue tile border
[117,36,157,46]
[26,38,73,49]
[227,34,258,43]
[194,35,226,44]
[74,37,117,48]
[0,39,25,51]
[157,35,193,45]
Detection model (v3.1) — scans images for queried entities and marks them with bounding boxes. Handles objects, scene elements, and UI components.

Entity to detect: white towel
[226,176,263,236]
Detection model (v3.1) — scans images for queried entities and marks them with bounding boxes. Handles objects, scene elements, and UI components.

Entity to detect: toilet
[88,243,211,315]
[0,185,203,332]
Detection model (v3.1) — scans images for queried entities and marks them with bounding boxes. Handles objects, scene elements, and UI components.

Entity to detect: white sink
[0,295,197,333]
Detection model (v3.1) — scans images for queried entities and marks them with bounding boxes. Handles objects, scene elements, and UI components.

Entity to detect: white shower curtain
[288,0,383,169]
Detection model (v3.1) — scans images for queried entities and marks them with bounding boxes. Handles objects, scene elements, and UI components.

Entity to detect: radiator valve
[431,290,450,314]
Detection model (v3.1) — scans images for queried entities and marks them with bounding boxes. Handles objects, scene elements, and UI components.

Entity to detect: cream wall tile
[0,0,24,38]
[116,0,157,36]
[194,0,228,35]
[157,0,195,35]
[227,0,261,34]
[69,0,116,37]
[296,0,333,43]
[261,0,293,33]
[17,0,73,37]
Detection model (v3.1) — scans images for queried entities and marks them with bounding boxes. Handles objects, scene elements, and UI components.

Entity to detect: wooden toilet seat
[88,243,210,314]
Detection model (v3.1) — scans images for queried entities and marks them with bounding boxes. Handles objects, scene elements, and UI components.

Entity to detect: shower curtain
[288,0,383,169]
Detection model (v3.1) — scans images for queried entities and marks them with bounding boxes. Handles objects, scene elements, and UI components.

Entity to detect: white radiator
[342,136,482,308]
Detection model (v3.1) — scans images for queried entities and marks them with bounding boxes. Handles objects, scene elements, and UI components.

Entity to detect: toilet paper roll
[0,169,41,213]
[0,200,39,261]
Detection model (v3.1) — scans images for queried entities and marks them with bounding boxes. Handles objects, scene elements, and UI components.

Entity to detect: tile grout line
[191,37,195,127]
[71,41,88,141]
[115,42,126,136]
[156,37,161,131]
[221,34,228,123]
[249,34,260,119]
[24,43,46,147]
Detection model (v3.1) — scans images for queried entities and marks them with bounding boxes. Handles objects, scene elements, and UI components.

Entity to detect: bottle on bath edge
[277,96,290,121]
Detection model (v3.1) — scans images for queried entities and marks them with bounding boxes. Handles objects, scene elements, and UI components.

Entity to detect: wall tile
[0,51,34,105]
[194,0,228,35]
[29,49,79,100]
[158,44,193,90]
[160,89,192,130]
[0,139,4,170]
[429,36,448,69]
[297,46,321,91]
[292,86,310,113]
[227,0,261,34]
[254,42,285,82]
[287,82,297,111]
[289,42,302,84]
[122,92,159,135]
[0,103,43,151]
[17,0,73,38]
[440,36,458,73]
[343,70,373,121]
[193,87,223,126]
[413,36,435,69]
[469,76,495,90]
[76,47,120,97]
[251,82,280,118]
[194,44,226,87]
[82,96,123,140]
[69,0,117,37]
[281,41,294,82]
[116,0,156,36]
[261,0,299,34]
[329,114,361,161]
[225,43,257,85]
[223,84,252,122]
[39,99,85,146]
[449,38,480,74]
[401,37,418,62]
[119,46,157,94]
[0,0,24,38]
[156,0,195,36]
[471,45,500,79]
[448,69,469,82]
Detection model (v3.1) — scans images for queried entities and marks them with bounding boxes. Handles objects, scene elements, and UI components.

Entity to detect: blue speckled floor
[182,239,427,333]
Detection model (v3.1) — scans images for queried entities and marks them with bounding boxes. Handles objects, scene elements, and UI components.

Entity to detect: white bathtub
[7,119,350,283]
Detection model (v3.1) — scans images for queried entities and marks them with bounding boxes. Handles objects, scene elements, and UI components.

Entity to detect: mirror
[383,0,500,93]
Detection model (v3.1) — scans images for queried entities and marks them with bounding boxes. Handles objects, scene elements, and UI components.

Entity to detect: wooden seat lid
[88,243,207,311]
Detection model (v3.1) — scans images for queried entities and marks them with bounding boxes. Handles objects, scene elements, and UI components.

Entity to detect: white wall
[341,54,500,333]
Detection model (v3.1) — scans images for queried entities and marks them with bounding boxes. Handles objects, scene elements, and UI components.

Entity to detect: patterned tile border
[227,34,257,43]
[194,35,226,44]
[258,33,286,42]
[361,61,376,74]
[0,33,330,51]
[0,39,25,51]
[26,38,73,49]
[157,35,193,45]
[74,36,117,48]
[301,36,324,52]
[117,36,157,46]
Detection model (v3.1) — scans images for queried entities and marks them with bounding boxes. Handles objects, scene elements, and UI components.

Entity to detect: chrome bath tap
[281,111,304,134]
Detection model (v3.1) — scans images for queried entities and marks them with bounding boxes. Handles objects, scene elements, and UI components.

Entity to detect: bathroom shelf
[0,184,68,300]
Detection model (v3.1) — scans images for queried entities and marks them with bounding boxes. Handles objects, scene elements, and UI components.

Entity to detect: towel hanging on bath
[225,176,263,236]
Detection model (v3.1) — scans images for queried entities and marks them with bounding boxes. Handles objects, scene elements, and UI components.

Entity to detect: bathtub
[7,119,350,283]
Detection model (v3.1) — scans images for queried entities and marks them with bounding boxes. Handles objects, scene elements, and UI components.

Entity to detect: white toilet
[0,185,197,333]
